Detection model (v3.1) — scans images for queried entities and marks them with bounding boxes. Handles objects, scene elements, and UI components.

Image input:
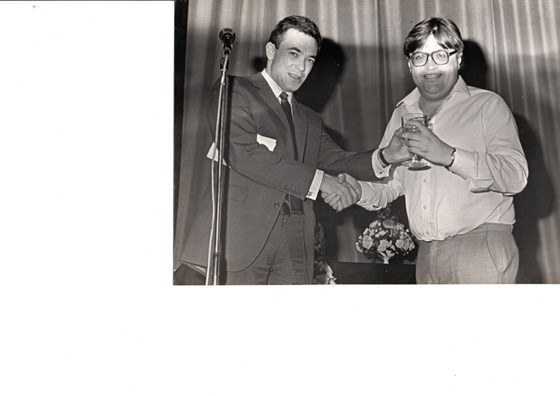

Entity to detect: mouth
[288,72,304,82]
[423,73,442,80]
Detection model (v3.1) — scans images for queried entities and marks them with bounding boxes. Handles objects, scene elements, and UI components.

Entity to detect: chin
[422,87,448,100]
[287,84,303,92]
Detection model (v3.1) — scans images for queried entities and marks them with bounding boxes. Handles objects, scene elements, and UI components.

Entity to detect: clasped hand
[320,173,362,212]
[383,127,411,164]
[399,120,454,166]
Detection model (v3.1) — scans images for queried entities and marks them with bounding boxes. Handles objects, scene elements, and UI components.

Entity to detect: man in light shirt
[328,17,528,283]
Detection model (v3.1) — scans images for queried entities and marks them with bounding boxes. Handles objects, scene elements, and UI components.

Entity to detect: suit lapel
[249,74,295,159]
[249,73,309,161]
[250,74,291,132]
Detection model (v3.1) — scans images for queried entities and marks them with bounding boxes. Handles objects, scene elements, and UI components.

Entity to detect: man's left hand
[401,120,455,166]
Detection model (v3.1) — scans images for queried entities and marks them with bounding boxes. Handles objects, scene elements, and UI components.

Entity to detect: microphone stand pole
[206,47,231,285]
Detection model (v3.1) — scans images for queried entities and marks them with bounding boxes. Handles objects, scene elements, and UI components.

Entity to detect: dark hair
[403,16,464,56]
[268,15,322,51]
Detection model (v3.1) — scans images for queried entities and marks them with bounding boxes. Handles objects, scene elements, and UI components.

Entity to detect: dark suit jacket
[179,73,374,275]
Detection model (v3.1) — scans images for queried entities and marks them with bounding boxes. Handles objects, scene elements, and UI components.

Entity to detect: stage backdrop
[175,0,560,283]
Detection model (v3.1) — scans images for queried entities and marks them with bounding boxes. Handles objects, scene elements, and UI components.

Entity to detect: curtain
[175,0,560,283]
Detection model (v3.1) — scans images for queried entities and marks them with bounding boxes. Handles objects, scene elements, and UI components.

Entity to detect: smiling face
[408,34,462,102]
[265,28,318,93]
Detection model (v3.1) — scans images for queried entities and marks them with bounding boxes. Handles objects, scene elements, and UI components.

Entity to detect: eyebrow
[286,46,316,60]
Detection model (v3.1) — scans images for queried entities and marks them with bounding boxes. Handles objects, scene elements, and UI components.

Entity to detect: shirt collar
[261,69,292,103]
[396,76,471,109]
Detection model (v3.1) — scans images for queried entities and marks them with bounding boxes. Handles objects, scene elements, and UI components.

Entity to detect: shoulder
[466,86,516,127]
[295,98,322,120]
[297,100,324,131]
[468,85,509,108]
[227,75,255,91]
[211,74,260,93]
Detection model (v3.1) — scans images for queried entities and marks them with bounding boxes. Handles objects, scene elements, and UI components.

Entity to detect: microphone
[219,28,235,54]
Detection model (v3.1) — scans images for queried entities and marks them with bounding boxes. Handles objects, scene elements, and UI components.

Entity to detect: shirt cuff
[356,180,380,209]
[306,169,324,200]
[372,148,390,178]
[448,148,475,178]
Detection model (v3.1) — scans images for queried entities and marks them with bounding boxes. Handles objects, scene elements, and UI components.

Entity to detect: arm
[214,78,316,200]
[319,108,407,210]
[323,172,403,212]
[316,126,378,182]
[451,96,528,195]
[402,95,528,195]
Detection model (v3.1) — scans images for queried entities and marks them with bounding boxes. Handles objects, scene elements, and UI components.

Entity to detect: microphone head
[219,28,235,43]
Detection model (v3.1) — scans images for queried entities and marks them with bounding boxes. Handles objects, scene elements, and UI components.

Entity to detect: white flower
[378,239,392,252]
[361,235,374,249]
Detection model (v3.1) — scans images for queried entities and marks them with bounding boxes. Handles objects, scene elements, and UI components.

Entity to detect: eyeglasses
[409,49,458,67]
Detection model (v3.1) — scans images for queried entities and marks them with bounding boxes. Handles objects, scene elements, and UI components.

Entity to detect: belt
[281,194,304,216]
[466,223,513,234]
[418,223,513,246]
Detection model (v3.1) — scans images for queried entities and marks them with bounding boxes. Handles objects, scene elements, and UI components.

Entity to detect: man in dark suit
[177,15,376,285]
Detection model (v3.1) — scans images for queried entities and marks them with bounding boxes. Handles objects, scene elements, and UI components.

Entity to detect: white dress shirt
[358,77,528,241]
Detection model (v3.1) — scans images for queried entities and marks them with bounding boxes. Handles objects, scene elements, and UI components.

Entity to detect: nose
[425,54,438,69]
[295,57,307,72]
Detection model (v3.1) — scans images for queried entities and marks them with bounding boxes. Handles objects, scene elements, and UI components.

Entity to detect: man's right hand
[382,127,411,164]
[319,173,360,211]
[322,173,362,211]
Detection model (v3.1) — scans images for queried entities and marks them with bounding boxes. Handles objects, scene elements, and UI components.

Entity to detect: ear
[265,42,276,61]
[457,52,463,70]
[407,59,412,73]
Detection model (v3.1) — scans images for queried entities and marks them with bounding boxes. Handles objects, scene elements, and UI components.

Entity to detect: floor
[173,262,417,285]
[329,262,416,284]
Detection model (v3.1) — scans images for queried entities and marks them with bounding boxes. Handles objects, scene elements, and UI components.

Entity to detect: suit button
[274,202,280,208]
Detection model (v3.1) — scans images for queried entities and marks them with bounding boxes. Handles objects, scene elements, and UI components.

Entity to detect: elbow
[505,169,529,196]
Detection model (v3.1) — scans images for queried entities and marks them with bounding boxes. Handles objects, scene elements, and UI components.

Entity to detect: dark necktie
[279,92,303,215]
[279,91,298,161]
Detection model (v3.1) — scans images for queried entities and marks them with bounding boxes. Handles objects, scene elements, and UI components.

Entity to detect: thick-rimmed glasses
[409,49,458,67]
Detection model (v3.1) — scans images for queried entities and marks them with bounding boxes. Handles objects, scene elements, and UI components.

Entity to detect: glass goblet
[401,113,431,170]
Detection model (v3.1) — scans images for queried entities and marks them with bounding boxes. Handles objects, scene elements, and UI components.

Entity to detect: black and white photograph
[174,0,560,286]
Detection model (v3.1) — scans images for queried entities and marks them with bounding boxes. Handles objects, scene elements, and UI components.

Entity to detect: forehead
[418,34,445,52]
[278,28,318,54]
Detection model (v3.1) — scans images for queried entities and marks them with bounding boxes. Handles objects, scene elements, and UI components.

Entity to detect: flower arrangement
[356,206,416,264]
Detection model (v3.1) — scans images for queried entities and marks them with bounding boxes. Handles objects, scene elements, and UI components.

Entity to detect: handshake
[320,173,361,212]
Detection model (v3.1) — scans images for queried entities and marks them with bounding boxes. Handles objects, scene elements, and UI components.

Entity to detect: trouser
[416,223,519,284]
[225,209,310,285]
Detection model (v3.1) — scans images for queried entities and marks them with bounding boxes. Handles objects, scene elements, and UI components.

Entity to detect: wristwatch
[379,148,390,167]
[445,147,457,170]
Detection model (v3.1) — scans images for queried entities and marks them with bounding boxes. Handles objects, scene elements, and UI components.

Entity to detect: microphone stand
[206,46,231,286]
